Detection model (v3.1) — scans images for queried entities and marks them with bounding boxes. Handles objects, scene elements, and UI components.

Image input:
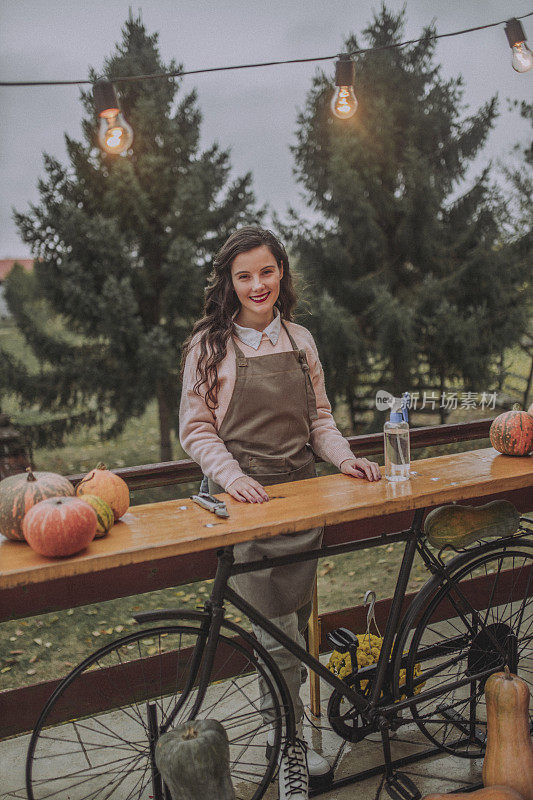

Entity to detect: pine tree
[285,5,529,429]
[11,13,261,460]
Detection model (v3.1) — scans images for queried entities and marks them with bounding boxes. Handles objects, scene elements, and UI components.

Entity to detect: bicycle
[26,505,533,800]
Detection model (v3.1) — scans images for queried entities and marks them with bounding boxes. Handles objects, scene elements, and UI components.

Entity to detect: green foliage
[11,12,262,458]
[286,5,529,427]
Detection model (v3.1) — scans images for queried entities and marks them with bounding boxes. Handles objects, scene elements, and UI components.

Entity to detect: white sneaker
[296,722,333,790]
[267,723,334,793]
[278,738,308,800]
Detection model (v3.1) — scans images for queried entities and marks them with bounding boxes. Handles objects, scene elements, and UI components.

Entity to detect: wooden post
[308,576,321,717]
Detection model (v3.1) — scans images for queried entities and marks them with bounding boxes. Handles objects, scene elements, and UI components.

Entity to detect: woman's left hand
[340,458,382,482]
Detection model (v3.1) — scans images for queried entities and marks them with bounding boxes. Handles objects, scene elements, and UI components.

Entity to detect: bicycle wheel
[399,540,532,757]
[26,617,288,800]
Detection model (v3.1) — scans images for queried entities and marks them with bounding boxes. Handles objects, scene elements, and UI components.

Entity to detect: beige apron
[208,322,324,617]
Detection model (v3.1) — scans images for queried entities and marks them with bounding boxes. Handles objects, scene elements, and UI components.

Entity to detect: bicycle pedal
[384,771,421,800]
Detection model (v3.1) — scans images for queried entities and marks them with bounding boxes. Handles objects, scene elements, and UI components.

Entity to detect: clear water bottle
[384,393,410,481]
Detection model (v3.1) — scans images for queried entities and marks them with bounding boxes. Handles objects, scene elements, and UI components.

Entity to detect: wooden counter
[2,447,531,595]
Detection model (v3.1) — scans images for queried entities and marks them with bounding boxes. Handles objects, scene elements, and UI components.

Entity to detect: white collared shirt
[232,306,281,350]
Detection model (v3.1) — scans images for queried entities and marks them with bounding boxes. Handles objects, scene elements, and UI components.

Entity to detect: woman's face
[230,245,283,327]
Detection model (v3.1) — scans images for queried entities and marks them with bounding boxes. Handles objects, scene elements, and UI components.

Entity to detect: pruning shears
[191,492,229,518]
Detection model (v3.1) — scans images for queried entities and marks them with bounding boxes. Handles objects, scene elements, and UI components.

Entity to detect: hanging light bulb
[331,54,358,119]
[93,78,134,154]
[504,18,533,73]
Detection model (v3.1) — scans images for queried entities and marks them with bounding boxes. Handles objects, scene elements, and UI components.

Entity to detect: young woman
[179,226,381,799]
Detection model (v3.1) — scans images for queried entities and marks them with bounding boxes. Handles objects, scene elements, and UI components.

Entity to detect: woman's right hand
[226,476,269,503]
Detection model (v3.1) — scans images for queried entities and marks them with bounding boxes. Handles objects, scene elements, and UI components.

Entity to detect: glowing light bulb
[93,78,134,155]
[505,18,533,73]
[511,40,533,73]
[331,55,357,120]
[331,86,358,119]
[98,112,134,155]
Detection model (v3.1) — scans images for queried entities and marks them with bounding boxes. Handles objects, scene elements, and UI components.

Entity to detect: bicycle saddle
[326,627,359,653]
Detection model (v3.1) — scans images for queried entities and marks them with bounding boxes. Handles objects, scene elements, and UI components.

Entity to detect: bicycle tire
[394,539,533,757]
[26,616,290,800]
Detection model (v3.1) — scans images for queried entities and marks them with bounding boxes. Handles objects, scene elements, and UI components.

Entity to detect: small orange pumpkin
[423,788,524,800]
[489,405,533,456]
[76,463,129,521]
[482,667,533,800]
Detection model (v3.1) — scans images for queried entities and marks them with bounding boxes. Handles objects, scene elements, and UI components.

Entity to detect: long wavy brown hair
[180,226,298,411]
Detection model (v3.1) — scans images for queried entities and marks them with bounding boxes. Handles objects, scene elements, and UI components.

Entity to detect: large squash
[424,501,520,549]
[489,405,533,456]
[76,463,129,521]
[22,496,97,557]
[482,667,533,800]
[0,468,74,541]
[155,720,235,800]
[423,788,525,799]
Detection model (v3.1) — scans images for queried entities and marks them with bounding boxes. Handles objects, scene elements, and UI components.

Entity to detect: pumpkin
[0,467,75,541]
[77,494,114,537]
[489,405,533,456]
[423,788,525,800]
[76,462,129,521]
[424,501,520,549]
[22,496,97,557]
[482,667,533,800]
[155,719,235,800]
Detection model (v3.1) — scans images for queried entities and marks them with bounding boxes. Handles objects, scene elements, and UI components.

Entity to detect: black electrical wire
[0,11,531,88]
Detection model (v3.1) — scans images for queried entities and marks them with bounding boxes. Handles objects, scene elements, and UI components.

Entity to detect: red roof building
[0,259,34,281]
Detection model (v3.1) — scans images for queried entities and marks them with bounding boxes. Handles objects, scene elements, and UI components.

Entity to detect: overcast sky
[0,0,532,258]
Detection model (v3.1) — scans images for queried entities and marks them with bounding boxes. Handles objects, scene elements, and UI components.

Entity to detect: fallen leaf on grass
[9,650,23,655]
[15,629,23,636]
[115,626,124,633]
[26,669,36,676]
[1,667,12,673]
[29,655,38,664]
[33,638,42,646]
[348,571,355,577]
[44,642,52,648]
[92,631,101,637]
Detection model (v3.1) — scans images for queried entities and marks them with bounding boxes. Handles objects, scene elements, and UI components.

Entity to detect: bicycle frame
[143,508,533,741]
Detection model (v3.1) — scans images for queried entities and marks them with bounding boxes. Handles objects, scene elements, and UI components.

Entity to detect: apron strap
[230,335,248,368]
[281,322,319,422]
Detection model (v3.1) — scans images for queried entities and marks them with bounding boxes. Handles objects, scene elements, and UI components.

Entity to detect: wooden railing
[66,418,494,488]
[2,418,532,739]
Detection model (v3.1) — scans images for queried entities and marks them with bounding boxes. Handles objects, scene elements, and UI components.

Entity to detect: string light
[331,55,357,119]
[1,11,531,89]
[505,17,533,72]
[93,79,134,154]
[0,10,530,145]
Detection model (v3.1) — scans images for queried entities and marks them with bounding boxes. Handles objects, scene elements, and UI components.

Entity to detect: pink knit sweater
[179,321,355,491]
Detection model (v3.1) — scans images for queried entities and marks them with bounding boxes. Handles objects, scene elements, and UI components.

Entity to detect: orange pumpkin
[482,667,533,800]
[423,788,525,800]
[489,405,533,456]
[23,496,97,557]
[76,463,129,521]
